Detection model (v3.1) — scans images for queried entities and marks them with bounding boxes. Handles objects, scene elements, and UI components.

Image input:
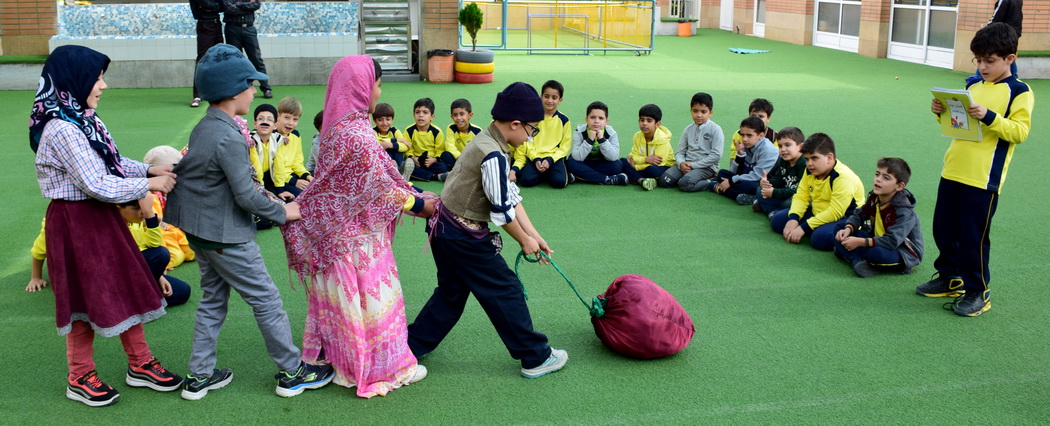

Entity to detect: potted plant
[454,1,494,83]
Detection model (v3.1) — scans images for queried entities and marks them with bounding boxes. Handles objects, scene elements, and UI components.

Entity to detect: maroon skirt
[46,199,165,337]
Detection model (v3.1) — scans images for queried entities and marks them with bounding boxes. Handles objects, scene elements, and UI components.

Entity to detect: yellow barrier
[465,0,654,53]
[455,61,496,74]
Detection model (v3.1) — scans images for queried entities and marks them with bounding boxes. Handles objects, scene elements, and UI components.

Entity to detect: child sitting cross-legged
[625,104,675,191]
[834,157,924,278]
[565,101,638,186]
[707,116,777,202]
[748,126,807,218]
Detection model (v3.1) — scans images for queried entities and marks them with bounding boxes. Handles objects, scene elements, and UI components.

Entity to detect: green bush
[459,2,484,52]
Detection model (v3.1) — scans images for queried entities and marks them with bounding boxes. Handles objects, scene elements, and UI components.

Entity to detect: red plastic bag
[591,274,695,359]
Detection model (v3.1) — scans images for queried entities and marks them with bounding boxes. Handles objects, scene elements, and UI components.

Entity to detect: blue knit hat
[491,82,544,123]
[195,44,268,102]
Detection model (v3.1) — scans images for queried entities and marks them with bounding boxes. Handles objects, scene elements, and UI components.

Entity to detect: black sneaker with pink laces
[126,357,183,392]
[67,370,120,407]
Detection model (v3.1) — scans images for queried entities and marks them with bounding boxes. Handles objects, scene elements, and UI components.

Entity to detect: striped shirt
[35,119,150,202]
[480,151,521,226]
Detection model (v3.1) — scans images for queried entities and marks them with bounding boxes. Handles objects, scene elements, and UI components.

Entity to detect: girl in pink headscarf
[282,55,435,398]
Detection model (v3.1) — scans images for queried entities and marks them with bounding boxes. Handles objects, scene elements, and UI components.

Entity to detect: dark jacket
[189,0,223,21]
[222,0,260,25]
[846,189,924,272]
[990,0,1023,36]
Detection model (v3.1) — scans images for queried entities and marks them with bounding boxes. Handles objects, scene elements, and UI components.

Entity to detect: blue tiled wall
[57,2,359,37]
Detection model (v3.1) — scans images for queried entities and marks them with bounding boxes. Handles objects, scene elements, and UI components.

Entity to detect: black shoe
[181,368,233,401]
[851,260,878,278]
[126,357,182,392]
[67,370,120,407]
[915,274,964,297]
[945,291,991,317]
[263,89,273,99]
[275,362,334,397]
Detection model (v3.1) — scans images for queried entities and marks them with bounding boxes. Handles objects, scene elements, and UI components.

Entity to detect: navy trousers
[141,246,191,306]
[713,169,760,200]
[565,158,643,184]
[770,208,846,251]
[832,227,904,269]
[407,236,552,369]
[411,159,450,181]
[932,178,999,294]
[439,151,457,170]
[224,23,270,91]
[518,157,570,188]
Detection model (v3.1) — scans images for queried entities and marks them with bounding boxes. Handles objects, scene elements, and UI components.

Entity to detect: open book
[931,87,983,141]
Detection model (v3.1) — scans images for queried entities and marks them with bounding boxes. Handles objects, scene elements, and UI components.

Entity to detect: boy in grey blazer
[166,44,333,400]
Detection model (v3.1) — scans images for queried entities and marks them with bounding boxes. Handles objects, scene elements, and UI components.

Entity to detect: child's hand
[967,103,988,120]
[147,164,177,179]
[679,162,692,173]
[761,186,773,198]
[519,235,540,257]
[295,180,309,190]
[26,277,48,292]
[732,138,743,155]
[424,157,437,167]
[840,236,865,251]
[412,157,421,167]
[278,191,295,201]
[284,201,302,221]
[400,139,412,150]
[782,219,802,243]
[379,140,394,150]
[139,192,157,218]
[716,178,731,193]
[535,159,549,172]
[835,228,851,241]
[158,276,173,297]
[305,175,313,182]
[931,98,946,115]
[509,170,517,182]
[645,155,661,166]
[148,176,176,193]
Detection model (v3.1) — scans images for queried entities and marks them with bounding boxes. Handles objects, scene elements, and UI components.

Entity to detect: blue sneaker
[607,173,628,186]
[520,348,568,379]
[275,362,334,397]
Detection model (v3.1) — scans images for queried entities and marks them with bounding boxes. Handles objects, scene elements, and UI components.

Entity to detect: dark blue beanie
[491,82,544,123]
[195,44,268,102]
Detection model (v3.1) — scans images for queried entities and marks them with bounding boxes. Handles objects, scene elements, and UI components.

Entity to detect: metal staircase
[360,0,413,73]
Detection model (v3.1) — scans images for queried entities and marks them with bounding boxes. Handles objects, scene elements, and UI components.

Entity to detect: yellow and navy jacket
[512,111,572,170]
[628,125,676,171]
[444,122,482,159]
[407,124,445,158]
[939,75,1033,192]
[374,125,409,153]
[250,131,311,188]
[788,159,865,233]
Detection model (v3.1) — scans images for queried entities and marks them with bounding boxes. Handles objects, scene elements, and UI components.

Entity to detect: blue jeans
[518,157,570,188]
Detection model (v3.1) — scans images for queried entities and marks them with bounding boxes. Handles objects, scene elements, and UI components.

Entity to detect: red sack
[591,274,695,359]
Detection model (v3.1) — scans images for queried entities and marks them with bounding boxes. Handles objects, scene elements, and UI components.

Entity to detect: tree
[459,2,484,52]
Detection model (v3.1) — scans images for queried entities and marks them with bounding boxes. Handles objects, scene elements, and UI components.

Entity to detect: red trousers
[66,321,152,381]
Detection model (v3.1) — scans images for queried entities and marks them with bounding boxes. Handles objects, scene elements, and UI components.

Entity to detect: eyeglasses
[523,122,541,138]
[256,117,275,123]
[971,56,1003,67]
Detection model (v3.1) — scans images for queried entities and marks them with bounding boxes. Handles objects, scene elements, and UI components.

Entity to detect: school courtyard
[0,31,1047,423]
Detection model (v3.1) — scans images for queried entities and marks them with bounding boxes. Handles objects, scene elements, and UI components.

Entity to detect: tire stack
[454,49,494,84]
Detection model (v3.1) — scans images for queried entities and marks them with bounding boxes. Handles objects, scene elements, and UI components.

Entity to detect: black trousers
[224,23,271,91]
[932,178,999,294]
[193,19,224,99]
[408,236,551,369]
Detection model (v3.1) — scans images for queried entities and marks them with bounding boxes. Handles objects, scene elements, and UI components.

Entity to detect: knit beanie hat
[195,44,268,102]
[491,82,544,123]
[254,103,277,120]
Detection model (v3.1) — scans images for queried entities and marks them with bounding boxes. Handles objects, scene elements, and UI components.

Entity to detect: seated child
[27,195,192,307]
[728,98,776,162]
[771,133,865,251]
[305,109,323,176]
[408,97,449,181]
[834,157,924,278]
[250,104,292,200]
[441,98,482,170]
[373,102,414,180]
[273,97,313,197]
[749,127,807,216]
[566,101,633,185]
[659,92,723,192]
[707,116,777,201]
[625,104,675,191]
[166,44,333,400]
[142,145,195,269]
[513,80,572,188]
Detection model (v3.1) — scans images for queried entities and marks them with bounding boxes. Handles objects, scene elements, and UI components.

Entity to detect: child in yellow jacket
[143,145,195,269]
[625,104,675,191]
[513,80,573,189]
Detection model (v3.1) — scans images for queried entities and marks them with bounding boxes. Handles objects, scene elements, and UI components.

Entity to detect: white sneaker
[408,365,427,384]
[520,348,568,378]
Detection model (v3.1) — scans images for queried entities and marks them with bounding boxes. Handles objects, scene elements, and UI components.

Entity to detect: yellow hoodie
[628,125,676,171]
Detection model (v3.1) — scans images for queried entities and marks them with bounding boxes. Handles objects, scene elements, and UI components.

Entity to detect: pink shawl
[282,55,417,279]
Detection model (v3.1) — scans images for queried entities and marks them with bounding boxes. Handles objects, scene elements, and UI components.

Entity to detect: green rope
[514,251,605,318]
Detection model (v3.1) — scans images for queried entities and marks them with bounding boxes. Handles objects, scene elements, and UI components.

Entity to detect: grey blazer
[167,107,285,244]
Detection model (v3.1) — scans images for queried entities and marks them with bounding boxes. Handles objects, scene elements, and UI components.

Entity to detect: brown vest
[440,122,510,222]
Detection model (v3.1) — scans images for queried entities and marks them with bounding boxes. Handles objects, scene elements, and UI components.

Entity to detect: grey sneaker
[607,173,628,185]
[851,260,878,278]
[736,193,756,205]
[181,369,233,401]
[521,348,568,379]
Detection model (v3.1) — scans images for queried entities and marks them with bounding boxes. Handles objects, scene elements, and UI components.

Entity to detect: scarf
[29,45,125,178]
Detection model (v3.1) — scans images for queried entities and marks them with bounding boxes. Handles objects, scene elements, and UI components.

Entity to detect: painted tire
[455,61,495,74]
[454,71,494,84]
[454,49,495,64]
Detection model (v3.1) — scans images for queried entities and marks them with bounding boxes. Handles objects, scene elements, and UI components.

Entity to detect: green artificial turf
[1,30,1048,423]
[0,54,48,64]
